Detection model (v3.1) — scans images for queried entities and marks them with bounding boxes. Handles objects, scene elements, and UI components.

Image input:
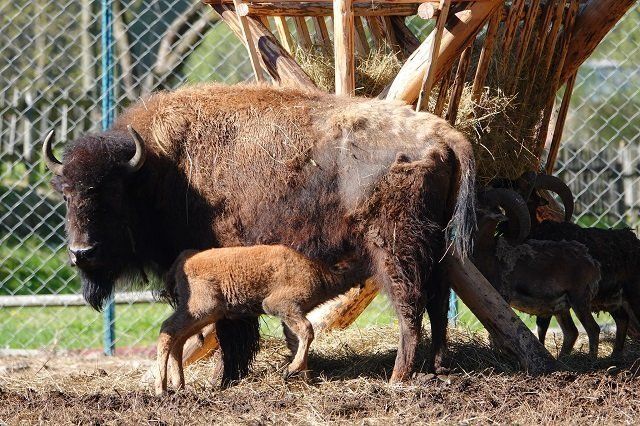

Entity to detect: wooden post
[334,0,355,95]
[386,0,502,104]
[366,16,385,48]
[307,279,379,331]
[470,8,499,103]
[416,0,450,111]
[274,17,296,53]
[545,71,577,174]
[233,0,265,81]
[354,16,370,56]
[313,16,331,49]
[389,16,421,56]
[444,254,558,374]
[433,66,452,117]
[445,43,472,124]
[211,4,316,88]
[294,17,313,48]
[508,0,541,94]
[560,0,637,84]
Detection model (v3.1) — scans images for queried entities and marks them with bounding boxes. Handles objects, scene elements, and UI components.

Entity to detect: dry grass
[296,45,402,98]
[2,326,640,425]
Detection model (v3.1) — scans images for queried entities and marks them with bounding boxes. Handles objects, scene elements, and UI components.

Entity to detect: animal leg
[570,303,600,357]
[610,307,629,357]
[168,336,186,389]
[556,310,578,357]
[282,321,299,357]
[425,265,449,373]
[156,312,181,396]
[536,316,552,345]
[264,299,313,378]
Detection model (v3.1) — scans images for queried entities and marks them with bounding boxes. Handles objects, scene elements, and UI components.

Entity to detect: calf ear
[394,153,411,164]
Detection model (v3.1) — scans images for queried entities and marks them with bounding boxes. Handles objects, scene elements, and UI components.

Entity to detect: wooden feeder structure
[178,0,638,373]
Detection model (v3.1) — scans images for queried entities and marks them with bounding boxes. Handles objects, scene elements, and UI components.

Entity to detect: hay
[2,325,640,424]
[295,44,402,98]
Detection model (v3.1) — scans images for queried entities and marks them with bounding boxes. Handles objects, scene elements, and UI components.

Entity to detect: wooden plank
[183,324,219,366]
[0,291,157,307]
[445,42,472,125]
[508,0,541,94]
[545,71,576,174]
[313,16,331,49]
[235,2,420,17]
[307,280,379,331]
[334,0,355,95]
[274,16,296,53]
[539,0,566,81]
[233,0,265,81]
[388,16,421,56]
[354,16,370,56]
[416,0,451,111]
[386,0,502,104]
[433,65,453,116]
[366,16,385,48]
[560,0,637,84]
[294,17,313,48]
[471,8,499,103]
[207,0,495,4]
[383,16,398,47]
[535,0,579,159]
[444,254,558,375]
[499,0,525,71]
[211,4,316,87]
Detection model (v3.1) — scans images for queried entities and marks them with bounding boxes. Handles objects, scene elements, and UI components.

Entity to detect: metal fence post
[102,0,116,356]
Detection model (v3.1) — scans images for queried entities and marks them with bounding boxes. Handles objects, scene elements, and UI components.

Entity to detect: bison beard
[48,83,476,383]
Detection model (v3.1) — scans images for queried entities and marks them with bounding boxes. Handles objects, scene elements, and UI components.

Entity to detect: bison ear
[394,153,411,164]
[125,125,147,173]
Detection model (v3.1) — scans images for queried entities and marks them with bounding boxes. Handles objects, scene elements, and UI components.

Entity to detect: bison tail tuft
[216,317,261,387]
[447,135,477,259]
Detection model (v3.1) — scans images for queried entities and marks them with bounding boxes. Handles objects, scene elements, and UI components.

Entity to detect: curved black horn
[42,130,63,176]
[533,174,574,221]
[479,188,531,243]
[125,125,147,173]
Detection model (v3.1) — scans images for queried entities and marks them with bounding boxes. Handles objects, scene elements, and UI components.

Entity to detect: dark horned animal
[44,83,476,382]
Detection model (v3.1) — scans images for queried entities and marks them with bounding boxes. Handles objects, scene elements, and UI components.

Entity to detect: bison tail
[216,317,261,387]
[447,133,477,259]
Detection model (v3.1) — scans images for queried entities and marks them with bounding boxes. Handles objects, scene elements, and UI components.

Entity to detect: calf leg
[536,316,552,345]
[610,307,629,357]
[263,299,313,378]
[282,321,299,357]
[556,311,579,357]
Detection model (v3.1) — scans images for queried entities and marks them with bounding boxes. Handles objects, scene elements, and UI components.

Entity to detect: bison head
[43,126,146,310]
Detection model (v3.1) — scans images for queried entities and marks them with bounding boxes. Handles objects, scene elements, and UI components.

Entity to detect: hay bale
[295,44,402,98]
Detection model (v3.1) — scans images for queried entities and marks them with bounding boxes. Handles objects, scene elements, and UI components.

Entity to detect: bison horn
[479,188,531,243]
[533,174,574,221]
[125,125,147,173]
[42,130,63,176]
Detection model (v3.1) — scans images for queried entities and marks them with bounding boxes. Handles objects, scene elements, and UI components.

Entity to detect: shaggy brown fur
[50,83,476,382]
[156,245,367,395]
[474,211,602,357]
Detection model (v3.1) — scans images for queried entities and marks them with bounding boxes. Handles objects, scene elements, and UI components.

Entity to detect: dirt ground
[1,326,639,425]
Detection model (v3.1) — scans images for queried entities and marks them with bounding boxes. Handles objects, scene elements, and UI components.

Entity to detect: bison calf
[156,245,366,395]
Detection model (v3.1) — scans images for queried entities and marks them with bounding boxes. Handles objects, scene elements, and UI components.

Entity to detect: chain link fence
[1,1,639,353]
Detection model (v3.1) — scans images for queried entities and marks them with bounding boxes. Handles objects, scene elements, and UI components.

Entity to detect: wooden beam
[470,8,499,103]
[388,16,421,56]
[507,0,541,94]
[560,0,637,84]
[445,42,473,124]
[307,280,379,331]
[444,254,558,374]
[274,16,295,53]
[416,0,451,111]
[433,65,452,116]
[313,16,331,49]
[183,324,219,366]
[207,0,496,4]
[545,71,577,174]
[235,2,420,17]
[386,0,502,104]
[294,17,313,48]
[233,0,265,81]
[211,4,316,88]
[334,0,355,95]
[354,16,370,56]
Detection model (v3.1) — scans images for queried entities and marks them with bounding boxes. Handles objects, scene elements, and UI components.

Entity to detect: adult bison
[44,83,476,382]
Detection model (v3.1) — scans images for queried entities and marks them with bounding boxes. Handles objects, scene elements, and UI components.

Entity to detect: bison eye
[62,194,68,202]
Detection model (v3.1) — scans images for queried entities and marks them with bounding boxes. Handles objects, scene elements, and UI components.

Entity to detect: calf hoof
[154,386,168,397]
[283,368,310,382]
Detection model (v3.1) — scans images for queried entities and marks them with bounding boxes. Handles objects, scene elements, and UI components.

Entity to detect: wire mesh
[0,2,638,352]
